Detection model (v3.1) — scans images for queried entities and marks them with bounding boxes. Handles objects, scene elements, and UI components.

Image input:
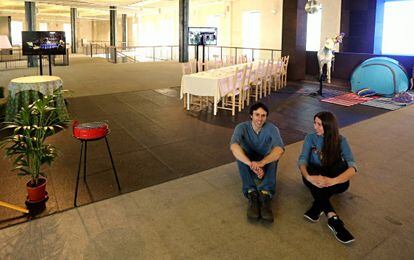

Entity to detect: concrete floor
[0,56,182,98]
[0,83,386,228]
[1,104,413,259]
[0,57,413,259]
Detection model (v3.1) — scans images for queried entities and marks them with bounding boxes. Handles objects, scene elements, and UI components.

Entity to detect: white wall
[77,19,93,44]
[231,0,283,49]
[189,2,231,46]
[131,0,283,52]
[3,0,343,54]
[137,9,178,46]
[319,0,342,51]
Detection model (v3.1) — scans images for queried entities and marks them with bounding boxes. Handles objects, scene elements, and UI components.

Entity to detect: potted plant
[1,92,68,203]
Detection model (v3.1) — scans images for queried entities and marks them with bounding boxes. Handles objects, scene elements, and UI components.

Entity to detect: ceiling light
[305,0,322,14]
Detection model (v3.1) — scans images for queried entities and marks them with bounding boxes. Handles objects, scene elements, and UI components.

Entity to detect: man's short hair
[249,102,269,116]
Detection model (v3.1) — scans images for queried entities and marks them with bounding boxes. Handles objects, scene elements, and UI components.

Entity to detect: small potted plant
[1,92,68,204]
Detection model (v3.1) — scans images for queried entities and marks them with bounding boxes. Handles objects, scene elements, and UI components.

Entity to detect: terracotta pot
[26,178,47,202]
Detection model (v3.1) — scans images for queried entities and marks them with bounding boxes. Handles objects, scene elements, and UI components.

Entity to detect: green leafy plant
[1,93,68,186]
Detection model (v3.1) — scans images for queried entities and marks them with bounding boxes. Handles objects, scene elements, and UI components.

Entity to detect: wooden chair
[197,60,209,72]
[214,59,223,69]
[189,59,197,73]
[217,65,247,116]
[249,61,264,101]
[181,62,192,75]
[272,59,283,91]
[225,55,235,66]
[281,55,289,87]
[242,63,253,108]
[237,54,248,64]
[181,62,207,110]
[256,60,270,98]
[262,60,273,96]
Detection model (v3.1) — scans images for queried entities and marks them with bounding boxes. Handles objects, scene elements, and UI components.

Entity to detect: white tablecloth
[6,75,68,122]
[8,75,63,98]
[180,63,258,115]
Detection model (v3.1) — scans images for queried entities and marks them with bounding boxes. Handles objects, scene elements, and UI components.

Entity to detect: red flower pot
[26,178,47,202]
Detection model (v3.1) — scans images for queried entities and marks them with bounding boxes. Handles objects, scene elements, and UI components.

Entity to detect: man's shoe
[327,215,355,244]
[304,203,323,222]
[247,191,260,220]
[259,191,274,222]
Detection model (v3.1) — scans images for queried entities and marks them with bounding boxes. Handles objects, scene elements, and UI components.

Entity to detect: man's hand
[256,160,266,168]
[253,167,265,179]
[249,161,265,179]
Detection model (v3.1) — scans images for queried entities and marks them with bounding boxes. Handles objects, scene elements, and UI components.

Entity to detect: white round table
[8,75,63,98]
[6,75,68,121]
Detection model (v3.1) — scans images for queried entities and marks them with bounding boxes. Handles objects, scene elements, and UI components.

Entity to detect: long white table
[180,63,257,115]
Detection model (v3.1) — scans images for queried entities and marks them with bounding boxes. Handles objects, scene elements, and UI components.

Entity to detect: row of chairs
[181,56,247,110]
[182,55,250,74]
[181,55,289,115]
[217,56,289,116]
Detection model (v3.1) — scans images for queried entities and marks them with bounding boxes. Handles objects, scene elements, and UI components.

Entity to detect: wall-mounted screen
[22,31,66,55]
[189,27,217,46]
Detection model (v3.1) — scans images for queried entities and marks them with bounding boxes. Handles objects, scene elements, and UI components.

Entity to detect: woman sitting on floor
[298,111,357,244]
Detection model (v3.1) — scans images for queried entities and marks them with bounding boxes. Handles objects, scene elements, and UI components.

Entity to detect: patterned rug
[294,87,347,97]
[360,97,414,110]
[321,93,376,107]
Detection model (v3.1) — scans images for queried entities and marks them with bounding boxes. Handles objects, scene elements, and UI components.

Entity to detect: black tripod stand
[310,64,327,97]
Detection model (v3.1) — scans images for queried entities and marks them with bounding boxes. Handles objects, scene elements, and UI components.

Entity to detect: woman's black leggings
[302,161,349,214]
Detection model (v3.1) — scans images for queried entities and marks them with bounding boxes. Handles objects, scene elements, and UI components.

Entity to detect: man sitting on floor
[230,102,285,222]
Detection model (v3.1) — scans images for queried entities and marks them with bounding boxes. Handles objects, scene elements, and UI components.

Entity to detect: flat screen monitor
[188,27,217,46]
[22,31,66,55]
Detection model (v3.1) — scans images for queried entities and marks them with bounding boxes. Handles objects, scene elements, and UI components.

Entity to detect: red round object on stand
[72,121,109,140]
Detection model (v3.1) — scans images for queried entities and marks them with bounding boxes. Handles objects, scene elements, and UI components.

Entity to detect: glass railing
[0,47,24,62]
[1,42,282,67]
[101,44,282,64]
[0,47,70,71]
[202,46,282,62]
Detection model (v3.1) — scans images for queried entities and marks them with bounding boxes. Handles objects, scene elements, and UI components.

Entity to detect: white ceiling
[0,0,232,20]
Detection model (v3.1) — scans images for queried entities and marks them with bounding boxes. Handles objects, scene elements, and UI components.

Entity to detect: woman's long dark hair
[315,111,341,167]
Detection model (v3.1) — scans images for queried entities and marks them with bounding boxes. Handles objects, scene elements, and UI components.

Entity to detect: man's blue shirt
[230,121,284,159]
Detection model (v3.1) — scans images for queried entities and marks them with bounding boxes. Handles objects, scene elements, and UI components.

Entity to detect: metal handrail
[3,42,281,64]
[0,47,70,71]
[105,46,137,63]
[205,46,282,63]
[73,41,282,63]
[123,45,178,62]
[213,46,281,52]
[107,45,282,63]
[115,49,137,63]
[0,47,24,62]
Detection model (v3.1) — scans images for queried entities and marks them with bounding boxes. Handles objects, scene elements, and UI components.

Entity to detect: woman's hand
[306,175,325,188]
[320,176,338,187]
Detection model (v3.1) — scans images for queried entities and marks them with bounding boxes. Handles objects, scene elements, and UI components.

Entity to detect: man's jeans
[237,160,278,198]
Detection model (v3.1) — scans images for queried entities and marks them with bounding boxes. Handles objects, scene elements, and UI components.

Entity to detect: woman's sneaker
[327,216,355,244]
[304,203,323,222]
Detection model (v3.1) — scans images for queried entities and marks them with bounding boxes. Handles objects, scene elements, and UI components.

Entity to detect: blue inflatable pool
[350,57,409,96]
